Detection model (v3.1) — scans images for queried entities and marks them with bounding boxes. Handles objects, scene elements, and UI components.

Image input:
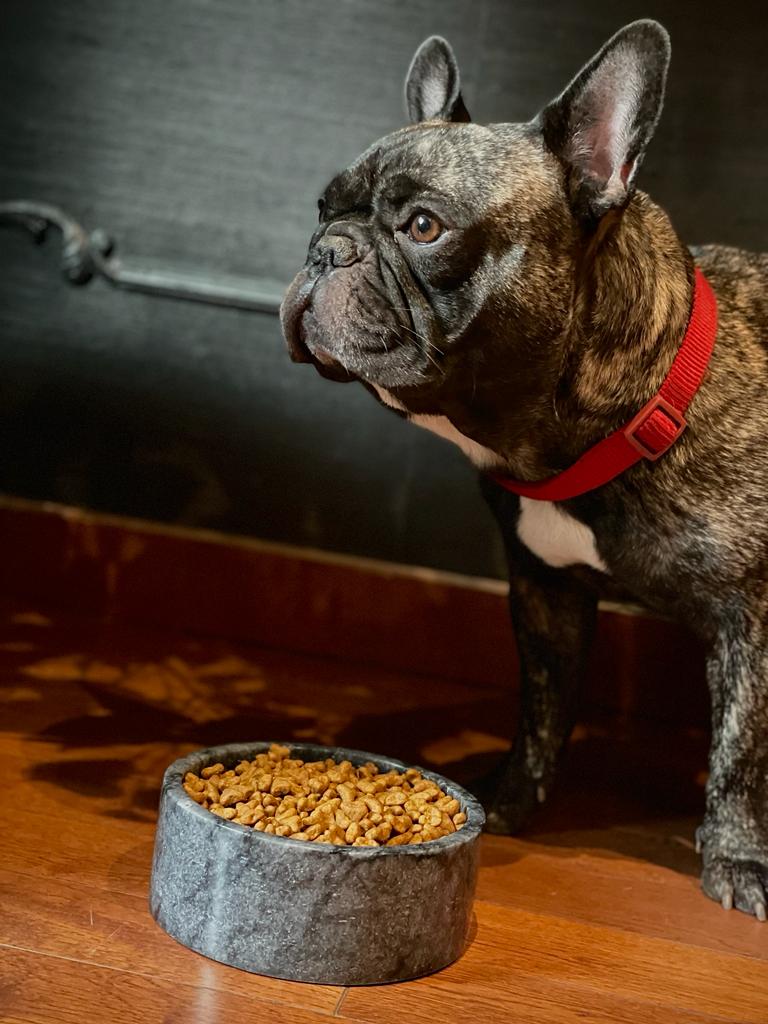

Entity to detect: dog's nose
[311,234,357,268]
[309,221,370,270]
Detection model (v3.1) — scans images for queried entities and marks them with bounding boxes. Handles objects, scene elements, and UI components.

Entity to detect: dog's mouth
[300,308,359,381]
[280,270,358,384]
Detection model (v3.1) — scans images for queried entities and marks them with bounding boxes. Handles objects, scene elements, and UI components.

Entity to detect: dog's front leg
[698,618,768,919]
[481,481,598,833]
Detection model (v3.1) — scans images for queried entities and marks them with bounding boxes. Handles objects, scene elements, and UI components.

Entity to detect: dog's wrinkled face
[281,23,670,453]
[282,120,569,398]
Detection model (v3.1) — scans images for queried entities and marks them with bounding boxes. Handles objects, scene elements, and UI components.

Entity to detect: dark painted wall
[0,1,765,577]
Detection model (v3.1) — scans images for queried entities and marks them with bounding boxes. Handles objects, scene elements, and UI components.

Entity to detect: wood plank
[0,733,167,899]
[341,972,730,1024]
[478,834,768,961]
[0,870,342,1015]
[343,900,768,1024]
[341,973,730,1024]
[0,807,153,898]
[0,946,338,1024]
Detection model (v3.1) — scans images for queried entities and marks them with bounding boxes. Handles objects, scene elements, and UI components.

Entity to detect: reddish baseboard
[0,495,708,726]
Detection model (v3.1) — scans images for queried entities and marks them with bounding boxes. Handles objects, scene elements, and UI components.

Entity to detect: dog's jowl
[281,21,768,918]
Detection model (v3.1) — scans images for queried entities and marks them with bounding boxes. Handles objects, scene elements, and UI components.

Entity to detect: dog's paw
[701,855,768,920]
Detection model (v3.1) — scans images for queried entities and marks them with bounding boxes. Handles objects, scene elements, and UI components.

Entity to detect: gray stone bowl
[150,740,484,986]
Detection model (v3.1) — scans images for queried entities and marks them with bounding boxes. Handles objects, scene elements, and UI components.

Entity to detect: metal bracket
[0,200,283,315]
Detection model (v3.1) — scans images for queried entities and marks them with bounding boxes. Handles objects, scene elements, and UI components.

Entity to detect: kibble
[184,744,467,847]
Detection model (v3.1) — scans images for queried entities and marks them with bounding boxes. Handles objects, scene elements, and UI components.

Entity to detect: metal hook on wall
[0,200,283,315]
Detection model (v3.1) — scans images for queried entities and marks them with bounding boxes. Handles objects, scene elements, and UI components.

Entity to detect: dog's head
[281,21,671,461]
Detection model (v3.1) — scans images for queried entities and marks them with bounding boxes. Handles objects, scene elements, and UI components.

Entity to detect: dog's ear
[405,36,471,124]
[538,20,670,221]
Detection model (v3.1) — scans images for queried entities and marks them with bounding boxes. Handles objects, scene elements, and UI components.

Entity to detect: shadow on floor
[2,602,707,876]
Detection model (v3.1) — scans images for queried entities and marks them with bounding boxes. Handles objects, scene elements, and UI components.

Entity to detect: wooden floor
[1,599,767,1024]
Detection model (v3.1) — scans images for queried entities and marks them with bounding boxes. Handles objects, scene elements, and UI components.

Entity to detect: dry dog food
[183,744,467,846]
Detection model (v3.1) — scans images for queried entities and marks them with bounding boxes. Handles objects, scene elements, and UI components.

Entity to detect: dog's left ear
[538,19,670,221]
[405,36,471,124]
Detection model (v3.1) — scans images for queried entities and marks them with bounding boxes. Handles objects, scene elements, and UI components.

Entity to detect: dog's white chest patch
[371,386,501,469]
[517,497,608,572]
[406,413,501,469]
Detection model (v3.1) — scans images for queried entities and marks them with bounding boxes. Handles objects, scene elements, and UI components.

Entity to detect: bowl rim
[161,739,485,857]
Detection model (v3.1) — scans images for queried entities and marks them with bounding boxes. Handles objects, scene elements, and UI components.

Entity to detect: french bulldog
[281,20,768,918]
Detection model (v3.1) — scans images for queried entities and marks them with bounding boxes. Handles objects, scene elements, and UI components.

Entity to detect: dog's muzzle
[280,220,373,382]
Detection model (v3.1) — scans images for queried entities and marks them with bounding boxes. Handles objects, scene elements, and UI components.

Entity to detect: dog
[281,20,768,918]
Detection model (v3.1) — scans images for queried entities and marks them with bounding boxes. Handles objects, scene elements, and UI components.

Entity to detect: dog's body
[281,21,768,917]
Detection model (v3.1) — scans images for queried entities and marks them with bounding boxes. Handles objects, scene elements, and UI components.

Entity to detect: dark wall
[0,1,765,578]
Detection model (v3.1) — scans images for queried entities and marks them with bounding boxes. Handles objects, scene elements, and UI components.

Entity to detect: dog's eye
[407,212,443,244]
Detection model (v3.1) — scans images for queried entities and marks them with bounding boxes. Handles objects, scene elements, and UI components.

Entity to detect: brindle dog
[281,20,768,918]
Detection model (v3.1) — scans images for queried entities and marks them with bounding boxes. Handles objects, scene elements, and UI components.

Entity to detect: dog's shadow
[422,720,708,877]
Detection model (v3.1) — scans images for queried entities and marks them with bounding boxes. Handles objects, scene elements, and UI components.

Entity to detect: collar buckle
[623,395,687,462]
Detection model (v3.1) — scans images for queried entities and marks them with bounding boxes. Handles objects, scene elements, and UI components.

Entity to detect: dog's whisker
[422,347,444,376]
[400,323,443,354]
[380,322,445,375]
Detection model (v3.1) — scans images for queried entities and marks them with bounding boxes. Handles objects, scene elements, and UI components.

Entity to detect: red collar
[492,268,718,502]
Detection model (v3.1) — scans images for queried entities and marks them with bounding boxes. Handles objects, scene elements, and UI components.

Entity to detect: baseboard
[0,495,708,725]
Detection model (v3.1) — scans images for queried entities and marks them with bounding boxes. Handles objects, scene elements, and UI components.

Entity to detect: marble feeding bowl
[150,741,484,986]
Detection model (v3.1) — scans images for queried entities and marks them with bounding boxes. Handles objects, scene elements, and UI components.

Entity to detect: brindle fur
[281,21,768,918]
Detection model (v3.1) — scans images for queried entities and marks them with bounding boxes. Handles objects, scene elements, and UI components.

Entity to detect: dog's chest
[372,387,501,469]
[516,498,608,572]
[373,386,608,573]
